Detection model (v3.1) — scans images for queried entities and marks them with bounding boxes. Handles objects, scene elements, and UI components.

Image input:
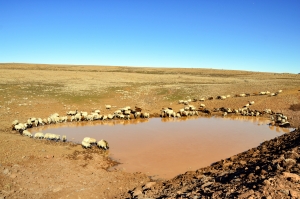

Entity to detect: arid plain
[0,63,300,198]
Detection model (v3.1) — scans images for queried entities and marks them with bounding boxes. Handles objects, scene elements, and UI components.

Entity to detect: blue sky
[0,0,299,73]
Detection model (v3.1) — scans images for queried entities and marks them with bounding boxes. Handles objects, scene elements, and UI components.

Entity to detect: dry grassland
[0,63,300,198]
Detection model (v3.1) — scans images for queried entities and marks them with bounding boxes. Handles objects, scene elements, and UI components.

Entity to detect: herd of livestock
[11,89,290,149]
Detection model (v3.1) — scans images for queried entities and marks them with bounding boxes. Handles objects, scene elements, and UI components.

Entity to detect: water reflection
[30,116,294,179]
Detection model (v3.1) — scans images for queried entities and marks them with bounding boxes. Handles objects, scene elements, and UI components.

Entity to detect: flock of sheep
[168,89,289,127]
[177,89,283,103]
[11,105,150,149]
[81,137,109,150]
[11,89,289,149]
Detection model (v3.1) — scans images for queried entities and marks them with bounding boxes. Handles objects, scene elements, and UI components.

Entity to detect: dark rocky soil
[125,128,300,199]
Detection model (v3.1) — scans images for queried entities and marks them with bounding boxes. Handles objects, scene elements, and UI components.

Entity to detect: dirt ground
[0,63,300,199]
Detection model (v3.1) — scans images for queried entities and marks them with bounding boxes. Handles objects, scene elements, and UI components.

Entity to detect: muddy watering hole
[32,116,293,179]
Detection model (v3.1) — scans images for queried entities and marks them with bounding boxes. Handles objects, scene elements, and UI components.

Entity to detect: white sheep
[217,96,226,100]
[160,110,166,117]
[93,114,101,120]
[114,110,122,115]
[124,110,131,115]
[184,106,190,111]
[33,119,39,127]
[86,114,94,121]
[54,134,61,141]
[44,133,51,139]
[26,119,33,128]
[249,101,255,105]
[23,130,33,138]
[107,114,114,120]
[43,118,48,125]
[62,135,67,142]
[183,100,189,105]
[67,110,78,116]
[34,132,44,139]
[49,115,60,124]
[83,137,97,144]
[70,116,75,122]
[117,114,125,119]
[74,113,82,121]
[264,109,272,114]
[80,111,88,120]
[165,109,174,117]
[105,105,112,109]
[51,113,60,117]
[60,116,68,123]
[134,112,141,119]
[29,117,36,123]
[179,108,184,115]
[141,112,150,118]
[182,111,189,117]
[14,123,27,132]
[12,120,19,127]
[97,139,109,150]
[189,105,196,111]
[44,133,58,140]
[82,141,91,149]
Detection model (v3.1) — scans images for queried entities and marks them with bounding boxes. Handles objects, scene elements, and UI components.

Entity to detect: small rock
[53,187,62,192]
[247,173,255,180]
[289,190,300,198]
[282,172,300,182]
[143,182,156,190]
[280,189,289,196]
[132,189,143,197]
[9,173,17,179]
[201,182,213,189]
[3,169,9,175]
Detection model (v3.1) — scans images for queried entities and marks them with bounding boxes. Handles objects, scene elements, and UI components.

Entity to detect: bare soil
[0,63,300,198]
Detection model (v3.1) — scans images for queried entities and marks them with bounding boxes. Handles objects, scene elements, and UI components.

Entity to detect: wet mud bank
[31,116,292,180]
[126,128,300,198]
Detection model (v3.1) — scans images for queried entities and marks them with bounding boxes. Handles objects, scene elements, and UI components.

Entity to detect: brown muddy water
[31,116,293,179]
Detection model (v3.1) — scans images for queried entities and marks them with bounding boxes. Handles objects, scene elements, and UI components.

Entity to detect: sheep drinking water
[97,139,109,150]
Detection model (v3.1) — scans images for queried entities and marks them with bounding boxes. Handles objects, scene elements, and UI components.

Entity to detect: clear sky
[1,0,299,73]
